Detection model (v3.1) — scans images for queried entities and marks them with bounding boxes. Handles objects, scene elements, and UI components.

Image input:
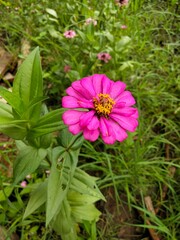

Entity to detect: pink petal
[100,118,128,144]
[66,86,94,107]
[99,117,113,137]
[116,91,136,106]
[72,80,92,100]
[108,119,128,142]
[69,123,82,135]
[66,86,84,99]
[110,81,126,100]
[111,107,137,117]
[131,109,139,119]
[92,74,103,94]
[62,95,93,109]
[110,113,138,132]
[102,75,113,94]
[81,76,96,97]
[102,135,116,144]
[113,102,126,108]
[79,110,95,129]
[78,99,94,108]
[99,118,116,144]
[87,115,99,130]
[62,110,84,125]
[83,129,99,141]
[62,96,80,108]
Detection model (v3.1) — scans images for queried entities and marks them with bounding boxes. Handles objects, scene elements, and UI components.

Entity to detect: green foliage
[13,146,47,184]
[0,0,179,239]
[23,181,47,219]
[0,45,103,239]
[12,47,43,121]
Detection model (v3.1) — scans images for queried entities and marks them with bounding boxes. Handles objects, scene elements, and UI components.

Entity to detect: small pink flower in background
[64,65,71,73]
[97,53,112,63]
[115,0,129,7]
[20,181,27,188]
[63,30,76,38]
[62,74,138,144]
[85,18,97,26]
[121,25,127,29]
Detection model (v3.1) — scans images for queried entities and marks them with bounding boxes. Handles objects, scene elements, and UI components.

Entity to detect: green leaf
[46,8,58,18]
[115,36,131,52]
[71,168,105,201]
[105,31,114,42]
[28,109,65,138]
[0,187,14,202]
[71,203,101,223]
[76,30,86,41]
[0,87,21,115]
[23,181,47,219]
[22,96,49,120]
[0,102,13,122]
[13,146,47,184]
[0,102,28,139]
[46,150,79,226]
[12,47,43,121]
[0,121,28,140]
[57,128,84,150]
[68,190,102,206]
[52,197,77,240]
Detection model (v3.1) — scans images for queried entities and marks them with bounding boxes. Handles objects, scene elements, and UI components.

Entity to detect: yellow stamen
[93,93,115,118]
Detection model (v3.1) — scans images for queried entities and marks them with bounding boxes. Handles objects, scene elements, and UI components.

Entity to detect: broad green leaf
[46,8,58,18]
[0,87,21,115]
[68,190,102,206]
[71,204,101,223]
[86,24,95,42]
[57,128,84,150]
[115,36,131,52]
[0,121,28,140]
[52,197,73,234]
[13,146,47,184]
[12,47,43,121]
[32,108,64,126]
[105,31,114,42]
[52,197,77,240]
[15,140,27,150]
[0,102,28,139]
[76,30,86,41]
[46,150,78,226]
[52,146,66,162]
[48,27,61,38]
[22,96,48,121]
[0,187,13,202]
[71,168,105,201]
[27,109,65,138]
[0,102,14,126]
[28,121,65,138]
[23,181,47,219]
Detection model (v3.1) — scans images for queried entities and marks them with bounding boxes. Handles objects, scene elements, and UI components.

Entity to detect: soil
[98,187,149,240]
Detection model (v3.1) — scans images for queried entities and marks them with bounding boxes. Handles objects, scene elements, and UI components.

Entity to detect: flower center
[93,93,115,118]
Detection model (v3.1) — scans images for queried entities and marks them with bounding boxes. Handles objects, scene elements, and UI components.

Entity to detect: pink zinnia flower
[97,53,112,63]
[115,0,129,7]
[20,181,27,188]
[85,18,97,26]
[62,74,138,144]
[64,65,71,73]
[121,25,127,29]
[63,30,76,38]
